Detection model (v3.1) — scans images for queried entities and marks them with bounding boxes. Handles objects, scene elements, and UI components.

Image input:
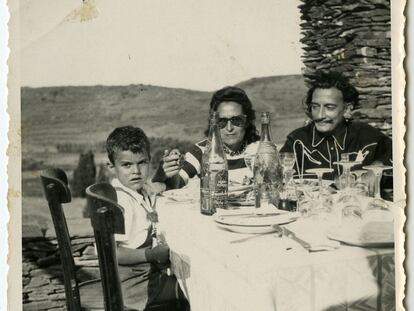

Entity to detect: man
[280,71,392,184]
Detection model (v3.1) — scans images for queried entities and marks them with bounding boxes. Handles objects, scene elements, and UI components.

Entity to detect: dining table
[156,182,397,311]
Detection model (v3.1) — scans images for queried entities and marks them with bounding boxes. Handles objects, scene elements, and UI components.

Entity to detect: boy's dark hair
[106,126,150,164]
[204,86,260,144]
[305,71,360,111]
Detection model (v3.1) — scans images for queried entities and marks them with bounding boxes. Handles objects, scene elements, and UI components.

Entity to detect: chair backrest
[86,183,125,311]
[40,168,81,311]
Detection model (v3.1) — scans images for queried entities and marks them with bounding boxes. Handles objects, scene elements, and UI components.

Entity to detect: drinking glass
[305,168,334,194]
[297,189,333,220]
[340,195,363,225]
[244,153,256,173]
[381,169,394,201]
[279,152,296,184]
[242,152,257,203]
[363,164,393,199]
[334,153,361,191]
[280,152,296,170]
[367,198,390,211]
[352,169,367,184]
[351,169,368,196]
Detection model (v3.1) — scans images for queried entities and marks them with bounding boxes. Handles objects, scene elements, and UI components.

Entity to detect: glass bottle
[253,112,283,209]
[337,153,356,191]
[200,112,228,215]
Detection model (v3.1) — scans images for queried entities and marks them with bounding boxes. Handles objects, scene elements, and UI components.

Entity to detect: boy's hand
[162,149,183,178]
[145,244,170,264]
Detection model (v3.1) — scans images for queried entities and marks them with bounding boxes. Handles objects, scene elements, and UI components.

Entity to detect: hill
[21,74,308,153]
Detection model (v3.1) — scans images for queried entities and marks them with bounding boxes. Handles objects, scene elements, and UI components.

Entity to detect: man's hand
[162,149,183,178]
[145,244,170,265]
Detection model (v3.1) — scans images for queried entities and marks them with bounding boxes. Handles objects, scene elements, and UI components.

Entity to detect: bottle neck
[207,120,225,158]
[260,123,272,142]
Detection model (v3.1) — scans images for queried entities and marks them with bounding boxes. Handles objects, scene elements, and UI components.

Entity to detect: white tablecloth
[157,198,395,311]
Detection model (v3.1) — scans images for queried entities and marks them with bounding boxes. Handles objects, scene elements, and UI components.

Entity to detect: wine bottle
[253,112,283,209]
[200,112,228,215]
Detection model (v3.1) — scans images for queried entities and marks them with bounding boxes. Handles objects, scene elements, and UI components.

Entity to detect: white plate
[293,178,333,188]
[162,189,197,202]
[228,184,253,193]
[228,199,255,207]
[326,223,394,248]
[214,211,299,227]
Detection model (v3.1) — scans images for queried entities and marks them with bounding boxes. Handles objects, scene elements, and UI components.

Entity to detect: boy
[103,126,186,310]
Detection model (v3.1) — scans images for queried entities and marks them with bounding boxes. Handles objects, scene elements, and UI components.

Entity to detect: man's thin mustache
[315,118,333,123]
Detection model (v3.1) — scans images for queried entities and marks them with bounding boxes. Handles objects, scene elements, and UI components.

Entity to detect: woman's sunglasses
[217,115,247,129]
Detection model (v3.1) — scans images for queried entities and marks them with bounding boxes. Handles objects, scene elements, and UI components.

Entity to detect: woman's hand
[162,149,183,178]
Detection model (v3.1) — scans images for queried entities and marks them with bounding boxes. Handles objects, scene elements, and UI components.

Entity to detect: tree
[71,151,96,197]
[96,162,112,184]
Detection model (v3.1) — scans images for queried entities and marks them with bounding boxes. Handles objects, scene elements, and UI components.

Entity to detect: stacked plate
[228,184,254,207]
[214,208,300,234]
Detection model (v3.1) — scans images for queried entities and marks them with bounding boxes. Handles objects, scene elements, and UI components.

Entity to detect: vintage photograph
[9,0,405,310]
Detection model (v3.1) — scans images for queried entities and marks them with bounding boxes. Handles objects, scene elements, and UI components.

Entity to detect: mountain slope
[21,74,308,152]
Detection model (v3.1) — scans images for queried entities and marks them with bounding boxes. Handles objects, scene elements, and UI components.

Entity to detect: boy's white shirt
[111,178,153,249]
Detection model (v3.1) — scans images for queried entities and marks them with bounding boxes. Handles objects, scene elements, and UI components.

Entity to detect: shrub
[22,158,45,171]
[96,162,112,183]
[71,151,96,197]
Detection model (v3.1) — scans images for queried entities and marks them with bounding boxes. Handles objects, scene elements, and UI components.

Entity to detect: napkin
[283,219,340,252]
[162,188,198,203]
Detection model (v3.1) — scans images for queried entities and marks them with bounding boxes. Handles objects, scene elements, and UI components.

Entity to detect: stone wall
[22,220,100,310]
[299,0,392,136]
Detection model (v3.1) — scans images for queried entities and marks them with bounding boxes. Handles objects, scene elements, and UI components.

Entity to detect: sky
[19,0,303,91]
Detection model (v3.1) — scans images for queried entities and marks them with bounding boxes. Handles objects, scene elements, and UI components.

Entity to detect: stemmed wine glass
[352,169,367,183]
[244,153,256,176]
[362,164,393,199]
[351,169,368,196]
[305,168,334,194]
[243,151,257,204]
[294,168,333,219]
[277,152,297,211]
[279,152,296,186]
[333,153,361,191]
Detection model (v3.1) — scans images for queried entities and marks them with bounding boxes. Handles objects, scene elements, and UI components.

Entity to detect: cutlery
[273,225,312,251]
[163,196,194,203]
[219,212,283,218]
[230,228,283,244]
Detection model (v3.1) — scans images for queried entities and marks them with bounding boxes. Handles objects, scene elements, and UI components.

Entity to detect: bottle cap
[261,112,270,124]
[210,111,218,124]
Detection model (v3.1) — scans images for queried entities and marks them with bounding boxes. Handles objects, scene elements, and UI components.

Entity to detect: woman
[153,86,260,190]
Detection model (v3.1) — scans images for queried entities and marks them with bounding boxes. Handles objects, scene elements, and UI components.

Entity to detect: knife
[230,229,283,244]
[274,225,312,251]
[220,212,283,218]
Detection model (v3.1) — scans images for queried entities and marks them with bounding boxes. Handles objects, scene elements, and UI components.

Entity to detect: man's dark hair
[106,126,150,164]
[305,71,359,111]
[204,86,260,144]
